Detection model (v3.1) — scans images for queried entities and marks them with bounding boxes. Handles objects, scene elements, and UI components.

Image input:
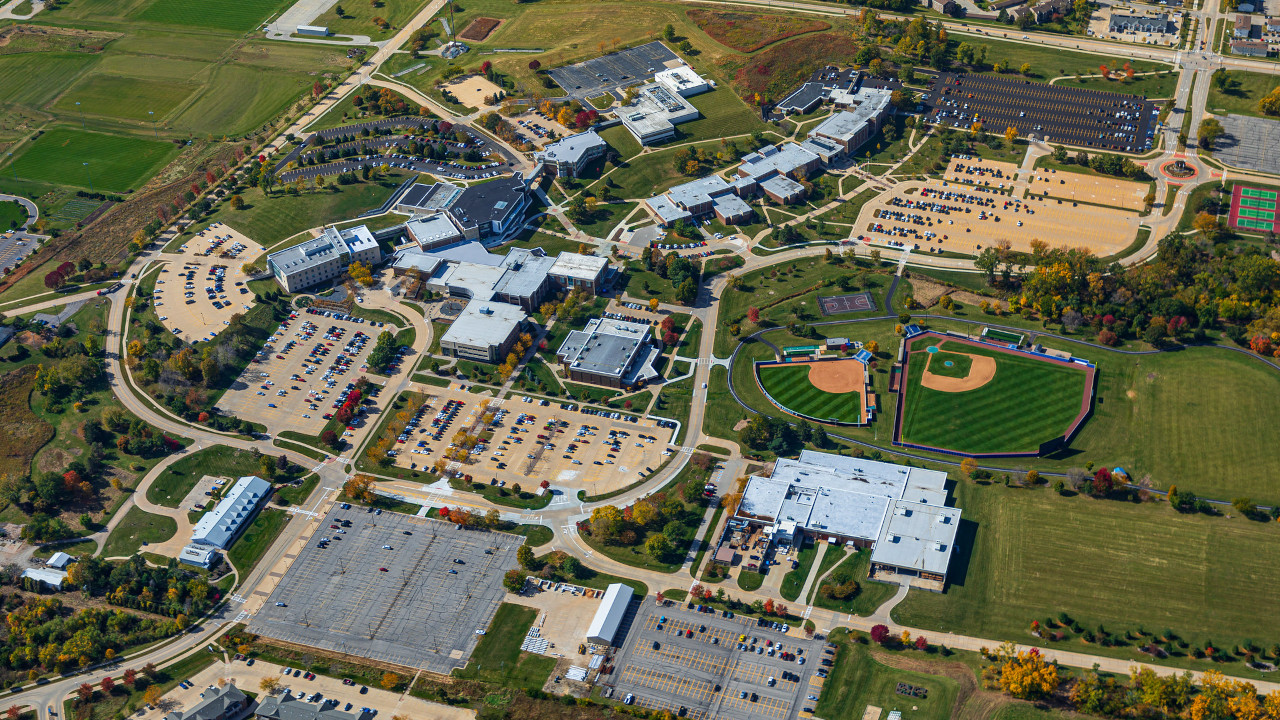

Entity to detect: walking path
[795,541,829,605]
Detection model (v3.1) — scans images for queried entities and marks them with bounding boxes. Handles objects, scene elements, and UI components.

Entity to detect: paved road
[0,0,43,19]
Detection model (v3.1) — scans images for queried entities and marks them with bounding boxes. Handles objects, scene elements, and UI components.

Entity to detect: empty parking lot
[249,509,521,673]
[548,41,679,99]
[607,601,830,720]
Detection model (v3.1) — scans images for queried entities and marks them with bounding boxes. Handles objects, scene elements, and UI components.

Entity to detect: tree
[77,683,94,703]
[503,568,525,592]
[517,544,536,569]
[380,673,399,690]
[871,624,890,644]
[649,298,660,312]
[960,457,978,481]
[1005,126,1018,143]
[1259,85,1280,117]
[1192,211,1220,242]
[747,307,760,324]
[915,636,929,651]
[344,475,376,503]
[1197,118,1224,150]
[101,675,116,694]
[259,677,281,694]
[994,646,1058,699]
[229,194,244,210]
[645,533,673,560]
[123,668,137,688]
[1019,63,1031,76]
[143,685,162,707]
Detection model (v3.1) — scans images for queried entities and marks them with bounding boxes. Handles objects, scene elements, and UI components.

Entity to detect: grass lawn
[806,544,847,603]
[815,638,960,720]
[454,603,557,689]
[894,480,1280,668]
[0,199,27,230]
[653,375,694,444]
[7,127,181,193]
[147,445,290,507]
[183,173,410,250]
[702,365,741,442]
[779,540,817,601]
[899,339,1089,455]
[672,87,769,144]
[52,74,198,122]
[102,506,177,558]
[965,37,1172,87]
[598,139,735,200]
[813,548,897,616]
[495,229,583,257]
[758,363,864,425]
[33,538,98,560]
[572,201,637,239]
[227,507,289,573]
[314,0,429,41]
[133,0,291,32]
[737,569,765,591]
[1064,70,1180,98]
[1205,70,1280,119]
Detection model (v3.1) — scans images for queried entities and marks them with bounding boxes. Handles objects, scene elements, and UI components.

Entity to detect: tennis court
[1228,185,1280,234]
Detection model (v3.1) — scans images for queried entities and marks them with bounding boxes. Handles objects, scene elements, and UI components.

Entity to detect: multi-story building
[556,317,661,389]
[536,129,607,178]
[266,225,381,293]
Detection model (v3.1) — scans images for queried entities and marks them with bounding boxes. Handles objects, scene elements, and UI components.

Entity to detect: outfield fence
[754,357,872,427]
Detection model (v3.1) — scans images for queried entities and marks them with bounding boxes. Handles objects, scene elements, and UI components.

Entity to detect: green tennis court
[1240,197,1276,210]
[1240,208,1276,220]
[1242,188,1277,201]
[1239,218,1273,230]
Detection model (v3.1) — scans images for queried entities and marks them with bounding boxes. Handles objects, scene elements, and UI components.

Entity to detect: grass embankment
[453,603,556,689]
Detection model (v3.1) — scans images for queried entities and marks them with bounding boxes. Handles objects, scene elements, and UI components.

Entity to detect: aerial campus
[2,0,1280,719]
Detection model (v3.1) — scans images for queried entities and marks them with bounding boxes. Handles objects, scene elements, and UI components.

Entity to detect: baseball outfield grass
[758,363,863,425]
[899,341,1089,455]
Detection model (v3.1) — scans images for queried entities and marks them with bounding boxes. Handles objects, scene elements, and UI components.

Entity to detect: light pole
[83,162,93,193]
[75,101,84,129]
[149,111,157,138]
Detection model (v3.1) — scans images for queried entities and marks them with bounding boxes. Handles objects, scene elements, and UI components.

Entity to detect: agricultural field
[132,0,292,32]
[6,127,180,193]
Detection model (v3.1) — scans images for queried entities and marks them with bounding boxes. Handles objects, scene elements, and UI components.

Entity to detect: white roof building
[190,475,271,550]
[586,583,634,645]
[47,551,73,569]
[22,568,67,589]
[179,544,219,569]
[733,450,961,584]
[654,65,710,97]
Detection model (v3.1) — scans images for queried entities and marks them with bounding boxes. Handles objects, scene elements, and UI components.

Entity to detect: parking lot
[854,175,1139,256]
[215,309,396,435]
[248,509,522,673]
[1214,114,1280,176]
[1023,164,1150,212]
[548,40,680,100]
[385,385,677,497]
[0,229,39,274]
[155,225,263,343]
[608,601,830,720]
[922,72,1158,152]
[509,110,573,148]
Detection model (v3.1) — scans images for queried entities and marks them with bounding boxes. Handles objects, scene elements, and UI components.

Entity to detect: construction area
[248,509,522,673]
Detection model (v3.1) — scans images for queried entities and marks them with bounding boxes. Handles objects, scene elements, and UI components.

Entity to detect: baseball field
[757,359,865,425]
[897,336,1092,455]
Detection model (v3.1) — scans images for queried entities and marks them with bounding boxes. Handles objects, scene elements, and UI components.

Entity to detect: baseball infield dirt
[807,358,865,393]
[921,351,996,392]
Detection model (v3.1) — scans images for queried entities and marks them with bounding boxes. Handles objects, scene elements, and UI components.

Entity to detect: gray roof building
[645,175,754,226]
[537,130,608,178]
[190,476,271,550]
[21,568,66,589]
[162,682,248,720]
[1109,13,1175,33]
[557,317,661,389]
[870,501,962,579]
[773,82,827,115]
[811,88,894,152]
[404,214,464,250]
[586,583,634,646]
[394,180,529,241]
[254,693,370,720]
[266,225,382,293]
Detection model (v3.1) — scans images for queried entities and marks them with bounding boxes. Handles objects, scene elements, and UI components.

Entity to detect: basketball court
[818,292,876,315]
[1228,185,1280,234]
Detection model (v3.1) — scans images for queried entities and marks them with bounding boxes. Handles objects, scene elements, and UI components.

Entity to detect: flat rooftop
[871,500,961,575]
[540,130,606,165]
[550,251,608,280]
[441,301,526,348]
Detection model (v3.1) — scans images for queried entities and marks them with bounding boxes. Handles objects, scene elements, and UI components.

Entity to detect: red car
[379,567,388,572]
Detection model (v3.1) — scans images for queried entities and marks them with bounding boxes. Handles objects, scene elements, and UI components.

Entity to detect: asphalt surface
[922,72,1159,152]
[1213,114,1280,176]
[249,509,521,674]
[609,601,828,720]
[547,40,678,100]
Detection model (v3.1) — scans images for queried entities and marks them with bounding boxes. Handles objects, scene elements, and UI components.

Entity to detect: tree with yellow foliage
[993,645,1058,699]
[343,475,376,503]
[1005,126,1018,143]
[380,672,399,690]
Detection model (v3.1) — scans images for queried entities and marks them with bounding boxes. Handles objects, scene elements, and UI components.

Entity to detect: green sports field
[758,363,863,425]
[7,127,180,193]
[899,340,1089,455]
[925,350,972,379]
[133,0,291,32]
[53,74,199,122]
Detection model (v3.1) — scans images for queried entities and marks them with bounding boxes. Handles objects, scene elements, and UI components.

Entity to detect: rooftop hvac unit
[934,541,945,551]
[894,507,909,516]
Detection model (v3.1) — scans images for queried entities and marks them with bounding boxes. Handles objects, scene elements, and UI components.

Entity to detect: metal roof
[586,583,634,644]
[440,302,526,349]
[190,475,271,549]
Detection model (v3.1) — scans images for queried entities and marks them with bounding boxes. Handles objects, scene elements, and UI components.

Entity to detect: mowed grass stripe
[133,0,291,32]
[9,127,180,193]
[53,74,199,122]
[759,364,862,423]
[900,342,1087,454]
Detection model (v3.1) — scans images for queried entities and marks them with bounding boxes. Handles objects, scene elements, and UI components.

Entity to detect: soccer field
[758,363,863,425]
[898,339,1090,455]
[7,127,180,193]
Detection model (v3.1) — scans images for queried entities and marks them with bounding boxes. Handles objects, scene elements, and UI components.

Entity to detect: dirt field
[216,313,390,435]
[154,225,263,343]
[1024,166,1150,212]
[854,179,1139,256]
[387,383,675,497]
[807,357,864,393]
[920,350,996,392]
[445,74,505,111]
[459,16,502,41]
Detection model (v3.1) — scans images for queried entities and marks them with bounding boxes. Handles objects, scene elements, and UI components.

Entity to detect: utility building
[586,583,634,646]
[190,475,272,550]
